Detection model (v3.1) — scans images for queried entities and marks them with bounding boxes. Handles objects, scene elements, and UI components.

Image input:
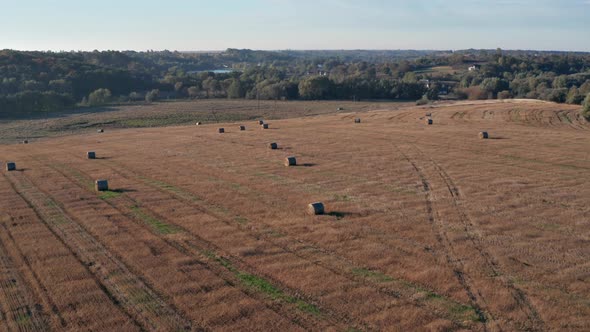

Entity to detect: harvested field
[0,99,588,331]
[0,99,411,144]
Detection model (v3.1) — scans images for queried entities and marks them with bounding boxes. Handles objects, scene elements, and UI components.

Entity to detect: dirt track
[0,100,588,331]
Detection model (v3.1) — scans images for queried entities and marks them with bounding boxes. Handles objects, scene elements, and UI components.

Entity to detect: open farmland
[0,99,411,144]
[0,99,589,331]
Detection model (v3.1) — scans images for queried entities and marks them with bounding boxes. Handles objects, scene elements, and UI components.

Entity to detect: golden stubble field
[0,99,588,331]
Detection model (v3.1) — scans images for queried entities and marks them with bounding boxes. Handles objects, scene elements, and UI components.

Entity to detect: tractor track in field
[0,224,48,332]
[343,123,567,331]
[393,145,494,330]
[408,143,545,331]
[396,141,547,331]
[40,152,487,330]
[27,155,349,332]
[3,171,192,332]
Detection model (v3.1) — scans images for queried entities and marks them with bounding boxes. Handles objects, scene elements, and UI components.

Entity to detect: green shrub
[582,93,590,120]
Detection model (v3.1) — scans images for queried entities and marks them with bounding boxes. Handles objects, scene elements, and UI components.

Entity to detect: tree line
[1,48,589,119]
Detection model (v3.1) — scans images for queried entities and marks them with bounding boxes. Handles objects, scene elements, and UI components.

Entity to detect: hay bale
[354,118,361,123]
[258,120,265,125]
[5,162,16,171]
[239,125,246,131]
[97,129,104,133]
[196,122,202,126]
[95,180,108,192]
[425,112,432,117]
[23,140,28,144]
[218,128,225,133]
[337,107,343,111]
[87,151,96,159]
[307,202,325,215]
[479,131,489,139]
[425,118,433,125]
[269,142,278,150]
[284,156,297,167]
[262,124,269,129]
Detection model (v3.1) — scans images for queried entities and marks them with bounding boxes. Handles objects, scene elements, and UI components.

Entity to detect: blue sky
[1,0,589,51]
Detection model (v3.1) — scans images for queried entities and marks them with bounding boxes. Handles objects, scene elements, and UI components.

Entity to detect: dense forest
[1,48,590,119]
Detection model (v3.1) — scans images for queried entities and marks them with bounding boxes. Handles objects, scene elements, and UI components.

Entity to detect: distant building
[468,64,481,71]
[306,70,328,76]
[419,79,431,88]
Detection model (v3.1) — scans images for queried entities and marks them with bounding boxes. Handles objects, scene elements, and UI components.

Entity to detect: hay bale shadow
[327,211,361,220]
[488,137,508,140]
[110,188,136,193]
[299,163,316,167]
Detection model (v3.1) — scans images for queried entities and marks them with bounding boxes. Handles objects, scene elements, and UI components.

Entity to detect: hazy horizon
[1,0,589,52]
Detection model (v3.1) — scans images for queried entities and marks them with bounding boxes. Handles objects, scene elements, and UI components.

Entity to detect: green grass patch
[43,199,68,225]
[15,312,32,326]
[44,198,58,209]
[117,117,189,128]
[263,229,285,238]
[98,190,122,200]
[129,289,160,312]
[208,253,321,316]
[352,268,394,282]
[386,185,418,195]
[237,272,284,300]
[140,176,201,202]
[536,222,561,231]
[381,273,484,325]
[234,216,249,224]
[295,299,321,315]
[236,272,321,315]
[424,291,481,322]
[54,164,95,191]
[130,205,178,234]
[558,112,572,124]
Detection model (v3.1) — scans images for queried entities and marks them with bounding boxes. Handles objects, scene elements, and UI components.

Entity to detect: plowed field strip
[0,229,48,332]
[4,171,192,332]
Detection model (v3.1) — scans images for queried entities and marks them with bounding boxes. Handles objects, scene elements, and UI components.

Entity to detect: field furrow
[4,171,191,331]
[0,232,48,332]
